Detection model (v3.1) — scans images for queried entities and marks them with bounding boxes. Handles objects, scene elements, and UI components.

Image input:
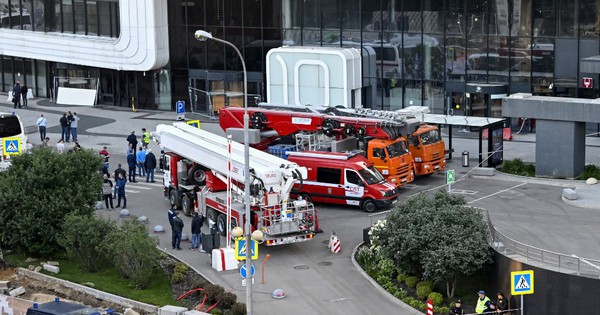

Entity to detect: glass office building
[1,0,600,116]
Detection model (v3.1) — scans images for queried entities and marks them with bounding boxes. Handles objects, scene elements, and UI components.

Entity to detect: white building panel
[0,0,169,71]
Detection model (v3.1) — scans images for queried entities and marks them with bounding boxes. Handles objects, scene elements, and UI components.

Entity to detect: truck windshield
[419,130,441,145]
[386,141,408,158]
[359,166,386,185]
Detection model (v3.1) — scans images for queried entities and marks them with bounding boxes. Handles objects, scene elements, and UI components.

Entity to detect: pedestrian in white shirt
[70,112,80,142]
[36,114,47,142]
[56,139,65,153]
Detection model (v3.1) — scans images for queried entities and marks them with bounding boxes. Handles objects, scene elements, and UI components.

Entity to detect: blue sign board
[240,264,255,279]
[511,270,534,295]
[2,138,21,155]
[176,100,185,114]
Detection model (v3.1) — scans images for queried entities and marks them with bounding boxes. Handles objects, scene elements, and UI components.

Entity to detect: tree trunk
[446,277,457,298]
[0,245,6,270]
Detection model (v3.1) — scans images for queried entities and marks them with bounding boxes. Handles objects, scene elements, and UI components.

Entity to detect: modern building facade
[1,0,600,117]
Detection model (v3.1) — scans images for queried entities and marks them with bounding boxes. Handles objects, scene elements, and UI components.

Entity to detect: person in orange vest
[475,290,491,314]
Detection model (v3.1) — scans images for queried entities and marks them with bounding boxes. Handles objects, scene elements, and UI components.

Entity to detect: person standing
[99,146,110,161]
[20,83,28,108]
[145,149,157,183]
[190,212,203,250]
[496,293,509,314]
[101,158,110,176]
[12,82,21,109]
[102,174,114,209]
[475,290,491,314]
[36,114,47,142]
[113,164,126,198]
[127,150,137,183]
[70,112,80,142]
[168,204,177,244]
[66,111,73,142]
[172,211,184,250]
[126,131,138,156]
[56,139,65,153]
[59,113,69,142]
[115,173,127,208]
[449,299,464,315]
[136,146,146,177]
[141,128,151,149]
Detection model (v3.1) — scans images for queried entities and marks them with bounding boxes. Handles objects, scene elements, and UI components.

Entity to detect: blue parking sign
[176,101,185,114]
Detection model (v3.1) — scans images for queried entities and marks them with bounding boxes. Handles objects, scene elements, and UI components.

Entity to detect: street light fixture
[194,29,253,314]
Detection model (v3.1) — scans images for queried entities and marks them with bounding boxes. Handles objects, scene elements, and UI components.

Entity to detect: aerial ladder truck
[219,107,416,186]
[153,122,317,246]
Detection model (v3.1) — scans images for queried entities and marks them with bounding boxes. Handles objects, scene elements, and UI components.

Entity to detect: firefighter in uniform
[475,290,491,314]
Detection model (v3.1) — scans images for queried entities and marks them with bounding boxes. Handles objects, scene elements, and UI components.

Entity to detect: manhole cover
[97,142,111,146]
[293,264,310,270]
[318,261,332,266]
[322,240,330,245]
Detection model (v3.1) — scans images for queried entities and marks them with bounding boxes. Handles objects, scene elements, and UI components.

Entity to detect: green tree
[372,190,491,298]
[59,213,114,272]
[100,221,160,289]
[0,147,103,256]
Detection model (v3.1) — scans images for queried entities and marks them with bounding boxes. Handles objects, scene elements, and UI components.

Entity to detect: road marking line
[129,185,152,190]
[467,182,527,204]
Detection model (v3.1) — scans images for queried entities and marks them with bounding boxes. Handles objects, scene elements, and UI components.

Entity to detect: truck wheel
[362,199,377,213]
[187,165,207,185]
[169,189,179,208]
[181,194,193,216]
[217,214,227,236]
[207,208,218,227]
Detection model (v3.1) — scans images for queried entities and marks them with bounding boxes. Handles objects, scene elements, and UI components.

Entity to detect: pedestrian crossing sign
[235,238,258,260]
[2,137,21,155]
[186,120,201,128]
[511,270,534,295]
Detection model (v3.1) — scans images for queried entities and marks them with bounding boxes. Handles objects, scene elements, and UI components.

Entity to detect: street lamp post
[194,30,253,314]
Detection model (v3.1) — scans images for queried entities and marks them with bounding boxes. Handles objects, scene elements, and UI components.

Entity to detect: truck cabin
[410,125,442,148]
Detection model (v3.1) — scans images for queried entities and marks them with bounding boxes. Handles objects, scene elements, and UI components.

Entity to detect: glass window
[316,167,341,184]
[0,116,23,138]
[558,0,576,37]
[87,1,98,35]
[62,0,74,33]
[342,0,360,32]
[512,0,531,36]
[224,0,241,27]
[2,57,13,92]
[303,0,320,29]
[345,170,362,185]
[242,0,260,27]
[422,0,443,34]
[36,60,47,97]
[98,1,110,36]
[467,0,486,35]
[490,0,508,36]
[386,141,408,158]
[446,37,466,81]
[74,0,85,34]
[21,0,33,30]
[206,0,223,26]
[580,0,599,38]
[262,0,281,28]
[185,0,205,26]
[510,37,531,85]
[404,0,422,34]
[33,0,45,31]
[533,0,555,37]
[358,166,385,185]
[446,0,465,36]
[282,0,301,29]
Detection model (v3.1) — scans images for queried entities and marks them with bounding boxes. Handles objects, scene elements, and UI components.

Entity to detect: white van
[0,112,27,170]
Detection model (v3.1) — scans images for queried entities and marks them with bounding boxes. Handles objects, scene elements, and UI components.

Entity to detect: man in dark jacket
[172,211,184,250]
[12,82,21,109]
[190,212,204,250]
[113,164,127,198]
[20,83,28,108]
[449,299,464,315]
[59,113,69,141]
[127,150,137,182]
[496,293,509,314]
[145,149,157,183]
[126,131,138,156]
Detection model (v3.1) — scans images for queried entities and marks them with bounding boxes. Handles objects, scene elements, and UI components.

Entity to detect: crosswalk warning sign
[2,138,21,155]
[511,270,534,295]
[235,238,258,260]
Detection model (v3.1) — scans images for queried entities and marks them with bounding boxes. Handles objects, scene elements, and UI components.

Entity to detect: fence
[188,87,261,120]
[486,211,600,279]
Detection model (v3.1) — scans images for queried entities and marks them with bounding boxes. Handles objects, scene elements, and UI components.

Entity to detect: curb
[157,247,219,286]
[17,268,159,314]
[350,242,424,315]
[472,170,584,188]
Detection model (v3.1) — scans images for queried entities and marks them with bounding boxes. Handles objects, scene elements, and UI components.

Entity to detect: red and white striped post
[226,135,232,248]
[426,299,433,315]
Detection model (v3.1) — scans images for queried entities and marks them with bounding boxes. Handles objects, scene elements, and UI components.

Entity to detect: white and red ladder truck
[219,106,416,186]
[153,122,317,246]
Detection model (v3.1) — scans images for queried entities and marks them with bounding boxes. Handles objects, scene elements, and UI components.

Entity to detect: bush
[59,213,114,272]
[210,309,224,315]
[435,306,450,314]
[205,284,226,305]
[376,274,392,286]
[356,246,377,271]
[377,258,396,277]
[402,296,415,305]
[416,280,433,290]
[100,221,160,289]
[229,302,247,315]
[416,285,432,300]
[580,164,600,180]
[501,159,535,177]
[394,289,407,300]
[396,273,407,284]
[428,292,444,306]
[219,292,237,309]
[404,276,420,288]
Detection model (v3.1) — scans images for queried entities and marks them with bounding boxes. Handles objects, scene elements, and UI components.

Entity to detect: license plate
[434,165,440,169]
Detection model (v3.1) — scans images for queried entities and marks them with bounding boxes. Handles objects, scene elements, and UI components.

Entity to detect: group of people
[450,291,510,314]
[167,205,204,251]
[101,163,129,209]
[126,146,157,183]
[11,81,29,109]
[59,111,80,143]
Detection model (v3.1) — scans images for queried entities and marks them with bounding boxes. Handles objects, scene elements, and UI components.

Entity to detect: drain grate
[322,240,330,245]
[293,264,310,270]
[318,261,332,266]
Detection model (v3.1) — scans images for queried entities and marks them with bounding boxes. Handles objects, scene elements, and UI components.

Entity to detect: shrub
[394,290,407,300]
[396,273,407,284]
[377,258,396,277]
[229,302,247,315]
[404,276,420,288]
[580,164,600,180]
[59,213,114,272]
[416,280,433,290]
[171,270,186,284]
[416,285,432,300]
[501,159,535,177]
[219,292,237,309]
[100,221,160,289]
[376,274,392,286]
[205,284,226,304]
[435,306,450,314]
[428,292,444,306]
[210,308,223,315]
[402,296,415,305]
[356,246,377,271]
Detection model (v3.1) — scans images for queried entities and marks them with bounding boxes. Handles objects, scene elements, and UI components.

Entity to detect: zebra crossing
[124,180,163,194]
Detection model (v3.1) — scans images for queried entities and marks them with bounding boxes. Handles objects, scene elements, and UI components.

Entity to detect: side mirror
[358,181,365,187]
[380,155,386,161]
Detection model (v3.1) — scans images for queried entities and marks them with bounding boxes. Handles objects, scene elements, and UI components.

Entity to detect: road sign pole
[521,295,523,315]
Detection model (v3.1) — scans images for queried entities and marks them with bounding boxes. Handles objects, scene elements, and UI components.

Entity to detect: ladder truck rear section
[153,123,317,246]
[219,107,416,186]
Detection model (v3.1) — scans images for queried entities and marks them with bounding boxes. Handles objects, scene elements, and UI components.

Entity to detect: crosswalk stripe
[128,185,153,190]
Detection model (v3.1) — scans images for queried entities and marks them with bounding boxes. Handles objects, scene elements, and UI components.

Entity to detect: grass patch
[579,164,600,180]
[4,252,176,306]
[500,159,535,177]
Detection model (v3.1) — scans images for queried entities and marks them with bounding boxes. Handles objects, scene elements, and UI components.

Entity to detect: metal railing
[486,211,600,279]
